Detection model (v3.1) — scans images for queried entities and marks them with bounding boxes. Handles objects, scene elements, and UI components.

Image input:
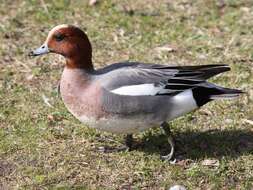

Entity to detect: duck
[29,24,243,160]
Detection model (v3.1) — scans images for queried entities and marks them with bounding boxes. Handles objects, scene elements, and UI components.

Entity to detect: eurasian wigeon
[29,24,242,160]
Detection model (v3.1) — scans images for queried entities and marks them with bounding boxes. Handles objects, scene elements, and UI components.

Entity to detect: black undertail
[192,86,243,107]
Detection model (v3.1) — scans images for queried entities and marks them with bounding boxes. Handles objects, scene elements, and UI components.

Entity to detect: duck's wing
[98,62,230,96]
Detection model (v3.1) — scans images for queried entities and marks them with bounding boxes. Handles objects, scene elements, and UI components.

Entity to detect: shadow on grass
[139,129,253,159]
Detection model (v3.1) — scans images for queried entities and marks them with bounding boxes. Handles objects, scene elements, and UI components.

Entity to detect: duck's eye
[54,34,65,42]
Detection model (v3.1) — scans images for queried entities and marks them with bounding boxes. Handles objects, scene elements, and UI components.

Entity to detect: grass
[0,0,253,189]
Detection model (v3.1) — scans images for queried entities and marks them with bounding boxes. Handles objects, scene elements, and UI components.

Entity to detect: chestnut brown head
[30,24,93,70]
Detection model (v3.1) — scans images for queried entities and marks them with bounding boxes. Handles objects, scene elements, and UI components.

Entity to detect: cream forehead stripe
[45,24,70,44]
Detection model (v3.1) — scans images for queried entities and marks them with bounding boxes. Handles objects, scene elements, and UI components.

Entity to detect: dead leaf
[242,119,253,126]
[119,28,125,37]
[155,44,177,53]
[47,114,54,121]
[241,7,250,13]
[201,159,219,167]
[89,0,99,6]
[199,109,212,116]
[217,0,225,8]
[26,74,34,81]
[197,54,207,59]
[210,26,223,36]
[175,159,192,168]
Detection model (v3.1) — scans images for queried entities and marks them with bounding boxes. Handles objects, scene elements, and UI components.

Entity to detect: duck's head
[29,24,93,70]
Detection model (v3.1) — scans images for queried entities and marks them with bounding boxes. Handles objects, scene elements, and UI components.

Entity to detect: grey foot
[125,134,133,151]
[160,122,176,162]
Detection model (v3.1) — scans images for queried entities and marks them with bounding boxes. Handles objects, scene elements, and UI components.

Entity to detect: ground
[0,0,253,189]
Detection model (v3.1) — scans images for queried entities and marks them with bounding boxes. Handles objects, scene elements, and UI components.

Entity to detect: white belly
[77,115,158,134]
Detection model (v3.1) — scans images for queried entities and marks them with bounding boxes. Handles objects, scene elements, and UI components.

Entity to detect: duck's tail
[209,87,243,100]
[192,83,244,107]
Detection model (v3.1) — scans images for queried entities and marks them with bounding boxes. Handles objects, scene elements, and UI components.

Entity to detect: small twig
[40,0,49,14]
[224,35,236,56]
[42,94,53,108]
[242,119,253,126]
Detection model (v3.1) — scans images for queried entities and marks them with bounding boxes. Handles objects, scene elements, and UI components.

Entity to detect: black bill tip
[28,51,35,57]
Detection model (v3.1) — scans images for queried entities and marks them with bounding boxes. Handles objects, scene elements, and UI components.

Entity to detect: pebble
[169,185,187,190]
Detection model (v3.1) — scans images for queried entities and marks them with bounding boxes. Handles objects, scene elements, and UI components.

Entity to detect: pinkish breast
[60,68,108,120]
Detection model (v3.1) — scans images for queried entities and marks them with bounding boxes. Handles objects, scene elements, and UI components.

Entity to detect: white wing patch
[110,83,168,96]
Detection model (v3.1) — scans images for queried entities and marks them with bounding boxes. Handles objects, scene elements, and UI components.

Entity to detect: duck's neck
[61,66,92,93]
[66,55,94,71]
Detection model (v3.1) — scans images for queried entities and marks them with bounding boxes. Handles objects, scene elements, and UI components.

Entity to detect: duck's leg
[125,134,133,151]
[98,134,133,153]
[160,122,175,161]
[113,134,133,152]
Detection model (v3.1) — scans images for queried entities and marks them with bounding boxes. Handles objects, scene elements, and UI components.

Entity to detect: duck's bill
[29,44,49,56]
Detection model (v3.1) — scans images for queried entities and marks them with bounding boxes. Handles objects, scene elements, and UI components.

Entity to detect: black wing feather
[155,64,230,95]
